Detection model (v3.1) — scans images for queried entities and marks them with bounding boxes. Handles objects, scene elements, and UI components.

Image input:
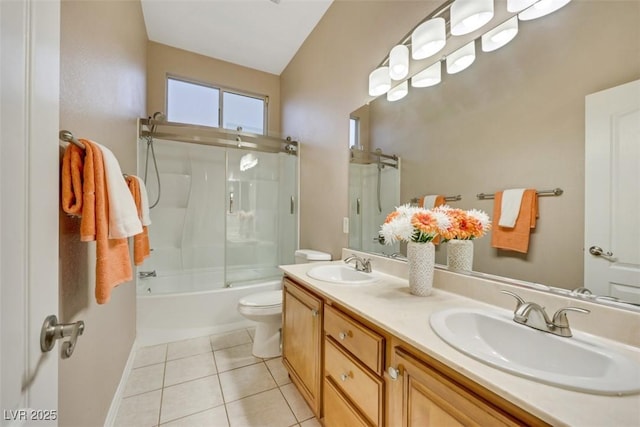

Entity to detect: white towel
[422,195,438,209]
[133,176,152,226]
[498,188,526,228]
[95,143,143,238]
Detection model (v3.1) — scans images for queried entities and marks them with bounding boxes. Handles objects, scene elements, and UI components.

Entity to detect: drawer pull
[338,330,352,340]
[388,366,401,381]
[311,309,319,317]
[340,372,351,382]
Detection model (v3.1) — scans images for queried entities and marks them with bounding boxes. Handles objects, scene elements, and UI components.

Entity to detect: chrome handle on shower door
[357,198,361,215]
[290,196,295,214]
[229,191,234,214]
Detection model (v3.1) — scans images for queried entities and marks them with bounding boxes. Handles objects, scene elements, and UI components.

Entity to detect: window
[167,77,267,134]
[349,117,360,148]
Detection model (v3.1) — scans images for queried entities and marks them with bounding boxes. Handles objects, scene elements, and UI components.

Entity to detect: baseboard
[103,338,138,427]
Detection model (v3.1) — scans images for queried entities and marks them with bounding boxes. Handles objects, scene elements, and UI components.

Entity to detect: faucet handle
[552,307,590,328]
[500,290,526,311]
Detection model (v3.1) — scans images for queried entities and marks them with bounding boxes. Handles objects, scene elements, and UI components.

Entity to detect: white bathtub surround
[137,279,281,346]
[278,250,640,426]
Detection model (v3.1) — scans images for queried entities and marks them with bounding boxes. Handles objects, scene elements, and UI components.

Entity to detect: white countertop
[280,258,640,427]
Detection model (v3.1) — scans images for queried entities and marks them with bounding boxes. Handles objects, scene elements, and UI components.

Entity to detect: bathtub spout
[139,270,157,279]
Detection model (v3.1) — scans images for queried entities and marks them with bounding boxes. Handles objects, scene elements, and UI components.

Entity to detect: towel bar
[476,188,563,200]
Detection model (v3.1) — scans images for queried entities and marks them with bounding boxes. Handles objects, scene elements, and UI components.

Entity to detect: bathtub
[136,272,282,346]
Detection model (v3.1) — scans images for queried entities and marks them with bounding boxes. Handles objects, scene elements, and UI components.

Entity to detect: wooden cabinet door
[282,278,323,417]
[388,347,528,427]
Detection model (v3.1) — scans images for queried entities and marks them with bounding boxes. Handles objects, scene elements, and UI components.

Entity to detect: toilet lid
[239,290,282,308]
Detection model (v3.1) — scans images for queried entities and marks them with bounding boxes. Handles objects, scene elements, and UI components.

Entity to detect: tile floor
[115,328,320,427]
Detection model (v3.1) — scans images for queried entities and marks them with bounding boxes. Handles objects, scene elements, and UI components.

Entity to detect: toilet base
[252,321,282,358]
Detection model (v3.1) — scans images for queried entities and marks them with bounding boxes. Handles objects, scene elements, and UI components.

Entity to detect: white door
[1,0,60,424]
[585,79,640,303]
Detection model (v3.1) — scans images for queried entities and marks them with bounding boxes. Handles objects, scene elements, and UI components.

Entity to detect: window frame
[165,75,268,135]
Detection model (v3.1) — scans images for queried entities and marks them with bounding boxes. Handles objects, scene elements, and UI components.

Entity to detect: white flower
[467,209,491,231]
[431,209,452,231]
[380,216,413,244]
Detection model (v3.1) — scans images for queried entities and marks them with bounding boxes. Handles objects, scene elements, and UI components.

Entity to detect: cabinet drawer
[323,377,370,427]
[324,305,384,374]
[325,338,382,426]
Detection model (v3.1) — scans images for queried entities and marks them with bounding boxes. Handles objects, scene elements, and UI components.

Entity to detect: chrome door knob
[589,246,616,261]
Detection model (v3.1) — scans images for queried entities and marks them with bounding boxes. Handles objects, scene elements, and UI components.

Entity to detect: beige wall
[281,1,438,259]
[281,1,640,286]
[147,41,281,136]
[59,1,147,425]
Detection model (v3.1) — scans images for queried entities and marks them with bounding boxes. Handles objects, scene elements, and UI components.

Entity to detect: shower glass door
[225,148,298,287]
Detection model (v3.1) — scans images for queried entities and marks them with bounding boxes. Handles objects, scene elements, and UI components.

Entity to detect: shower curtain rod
[139,118,298,155]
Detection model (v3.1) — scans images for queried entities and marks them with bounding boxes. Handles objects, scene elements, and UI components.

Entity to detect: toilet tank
[294,249,331,264]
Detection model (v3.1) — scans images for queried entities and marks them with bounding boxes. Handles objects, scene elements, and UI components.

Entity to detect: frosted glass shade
[411,62,442,88]
[389,45,409,80]
[481,17,518,52]
[387,81,408,102]
[518,0,571,20]
[507,0,536,12]
[369,66,391,96]
[446,41,476,74]
[450,0,494,36]
[411,18,446,60]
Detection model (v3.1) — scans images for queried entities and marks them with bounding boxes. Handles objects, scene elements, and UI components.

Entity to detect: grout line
[156,345,168,426]
[212,348,232,427]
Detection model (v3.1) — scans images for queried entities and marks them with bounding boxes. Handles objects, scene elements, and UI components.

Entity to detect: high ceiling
[141,0,334,75]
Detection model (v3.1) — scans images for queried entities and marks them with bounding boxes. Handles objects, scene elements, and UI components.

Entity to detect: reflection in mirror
[348,148,400,256]
[348,1,640,310]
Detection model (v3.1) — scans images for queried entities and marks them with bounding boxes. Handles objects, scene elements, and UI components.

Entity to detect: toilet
[237,249,331,358]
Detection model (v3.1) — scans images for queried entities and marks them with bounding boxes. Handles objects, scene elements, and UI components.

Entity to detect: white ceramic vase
[407,241,435,296]
[447,239,474,272]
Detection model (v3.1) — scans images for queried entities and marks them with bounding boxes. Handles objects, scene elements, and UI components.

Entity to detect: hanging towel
[61,143,84,216]
[126,176,151,266]
[133,176,152,226]
[95,142,143,239]
[61,139,133,304]
[491,189,539,253]
[498,188,526,227]
[419,195,446,208]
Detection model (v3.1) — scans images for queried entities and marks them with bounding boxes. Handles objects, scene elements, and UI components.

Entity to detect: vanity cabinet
[282,277,323,417]
[387,344,549,427]
[323,305,385,426]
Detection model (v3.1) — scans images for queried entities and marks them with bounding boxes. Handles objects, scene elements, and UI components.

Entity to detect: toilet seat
[238,290,282,308]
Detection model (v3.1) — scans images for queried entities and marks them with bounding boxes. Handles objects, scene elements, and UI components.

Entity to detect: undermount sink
[430,308,640,395]
[306,265,378,285]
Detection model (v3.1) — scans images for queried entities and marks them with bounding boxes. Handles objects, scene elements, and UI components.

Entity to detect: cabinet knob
[311,309,319,317]
[340,372,350,382]
[339,331,347,340]
[387,366,400,380]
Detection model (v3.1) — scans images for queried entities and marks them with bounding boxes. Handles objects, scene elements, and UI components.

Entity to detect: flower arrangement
[379,204,451,244]
[434,206,491,241]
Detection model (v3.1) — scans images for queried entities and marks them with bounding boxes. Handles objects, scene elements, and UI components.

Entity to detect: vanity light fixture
[450,0,494,36]
[518,0,572,21]
[389,45,410,80]
[411,62,442,88]
[481,16,519,52]
[387,81,408,102]
[446,41,476,74]
[507,0,537,12]
[369,66,391,96]
[411,18,447,60]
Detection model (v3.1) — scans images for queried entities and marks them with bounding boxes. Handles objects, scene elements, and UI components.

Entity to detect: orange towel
[491,189,539,253]
[126,175,151,266]
[61,140,132,304]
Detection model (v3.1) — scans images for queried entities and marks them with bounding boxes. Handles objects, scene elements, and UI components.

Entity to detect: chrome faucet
[344,254,372,273]
[500,290,590,337]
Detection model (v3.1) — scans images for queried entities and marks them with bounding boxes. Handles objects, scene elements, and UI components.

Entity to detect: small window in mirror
[349,117,360,148]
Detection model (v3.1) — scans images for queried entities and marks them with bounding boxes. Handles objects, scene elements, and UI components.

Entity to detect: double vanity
[280,250,640,426]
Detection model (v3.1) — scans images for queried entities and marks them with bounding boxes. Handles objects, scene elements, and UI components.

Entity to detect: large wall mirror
[348,1,640,309]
